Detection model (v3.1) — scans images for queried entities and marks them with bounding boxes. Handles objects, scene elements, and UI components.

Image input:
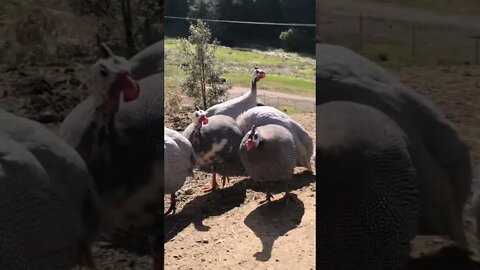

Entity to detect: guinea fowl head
[192,108,209,126]
[253,67,266,82]
[89,43,140,112]
[244,125,260,150]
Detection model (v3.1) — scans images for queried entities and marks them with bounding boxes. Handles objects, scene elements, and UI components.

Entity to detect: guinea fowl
[317,101,419,269]
[236,105,313,172]
[0,109,100,269]
[317,43,472,268]
[239,124,297,204]
[183,109,244,192]
[164,127,196,215]
[205,67,266,119]
[127,40,164,80]
[59,43,164,269]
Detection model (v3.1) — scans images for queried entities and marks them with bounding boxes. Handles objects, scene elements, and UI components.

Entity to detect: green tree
[66,0,163,55]
[0,0,60,65]
[178,20,230,109]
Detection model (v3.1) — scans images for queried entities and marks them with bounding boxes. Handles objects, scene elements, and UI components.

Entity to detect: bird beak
[256,70,266,81]
[199,115,209,125]
[114,71,140,102]
[244,139,256,150]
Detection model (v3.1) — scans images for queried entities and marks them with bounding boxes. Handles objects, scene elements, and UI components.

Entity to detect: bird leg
[258,191,274,204]
[203,167,219,192]
[282,182,294,204]
[164,194,176,216]
[221,167,231,188]
[221,174,231,187]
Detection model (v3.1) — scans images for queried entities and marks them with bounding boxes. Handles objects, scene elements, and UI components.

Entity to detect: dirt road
[228,87,316,113]
[319,0,480,31]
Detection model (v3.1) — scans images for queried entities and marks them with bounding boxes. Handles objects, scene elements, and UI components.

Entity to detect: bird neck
[78,105,117,169]
[250,78,257,96]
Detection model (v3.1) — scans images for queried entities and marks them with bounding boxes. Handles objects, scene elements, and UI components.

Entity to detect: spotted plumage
[164,127,195,215]
[236,105,313,171]
[316,43,471,268]
[0,109,100,270]
[239,124,297,203]
[183,110,245,191]
[317,101,419,270]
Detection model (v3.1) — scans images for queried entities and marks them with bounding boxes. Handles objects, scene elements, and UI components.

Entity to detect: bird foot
[258,193,274,204]
[221,175,230,188]
[164,206,176,216]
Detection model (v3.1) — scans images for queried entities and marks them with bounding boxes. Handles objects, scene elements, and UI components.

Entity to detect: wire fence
[230,91,315,114]
[317,12,480,66]
[165,16,315,27]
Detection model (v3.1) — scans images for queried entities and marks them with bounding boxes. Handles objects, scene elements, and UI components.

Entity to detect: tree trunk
[143,17,152,46]
[121,0,135,57]
[200,46,207,109]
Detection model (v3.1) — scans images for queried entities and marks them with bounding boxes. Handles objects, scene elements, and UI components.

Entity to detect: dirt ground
[164,112,316,270]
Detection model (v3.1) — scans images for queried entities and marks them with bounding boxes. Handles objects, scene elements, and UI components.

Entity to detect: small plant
[67,0,163,57]
[165,93,184,115]
[0,1,60,65]
[378,53,389,62]
[178,19,230,109]
[279,28,314,54]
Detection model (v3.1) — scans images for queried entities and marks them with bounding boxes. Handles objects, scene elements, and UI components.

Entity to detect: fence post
[476,38,479,65]
[358,13,363,51]
[471,36,480,65]
[411,23,416,56]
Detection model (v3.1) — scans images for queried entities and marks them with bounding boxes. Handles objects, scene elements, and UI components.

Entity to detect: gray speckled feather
[236,106,313,170]
[205,69,264,119]
[317,101,419,270]
[239,124,296,183]
[128,40,164,80]
[164,128,195,194]
[183,115,244,176]
[0,109,100,269]
[317,43,471,247]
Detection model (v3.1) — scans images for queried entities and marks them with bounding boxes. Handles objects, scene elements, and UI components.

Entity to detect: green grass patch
[165,38,315,96]
[359,42,421,71]
[164,65,182,94]
[276,105,295,115]
[225,73,314,96]
[296,68,316,76]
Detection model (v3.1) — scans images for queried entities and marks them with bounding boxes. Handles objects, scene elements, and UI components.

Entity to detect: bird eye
[254,134,258,139]
[195,113,199,117]
[99,69,108,77]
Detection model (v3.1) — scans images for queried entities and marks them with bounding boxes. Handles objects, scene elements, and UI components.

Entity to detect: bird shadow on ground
[164,179,248,242]
[244,193,305,262]
[164,170,314,243]
[246,170,316,198]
